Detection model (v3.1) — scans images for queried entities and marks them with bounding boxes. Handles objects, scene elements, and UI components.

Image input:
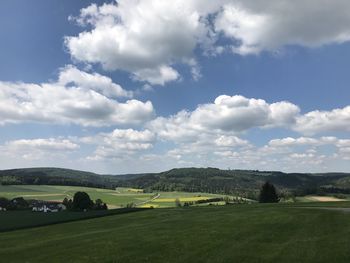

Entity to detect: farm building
[32,201,66,212]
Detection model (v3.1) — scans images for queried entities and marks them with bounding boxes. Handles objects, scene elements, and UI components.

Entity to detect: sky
[0,0,349,174]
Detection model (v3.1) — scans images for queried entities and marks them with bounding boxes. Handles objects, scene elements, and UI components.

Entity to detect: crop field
[1,203,350,262]
[295,195,349,202]
[0,185,229,208]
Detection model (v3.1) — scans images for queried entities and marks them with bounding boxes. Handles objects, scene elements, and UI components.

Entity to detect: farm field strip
[152,197,211,202]
[0,185,230,208]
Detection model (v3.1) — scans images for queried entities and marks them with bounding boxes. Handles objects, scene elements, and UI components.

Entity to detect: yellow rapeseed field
[140,204,160,208]
[153,197,211,202]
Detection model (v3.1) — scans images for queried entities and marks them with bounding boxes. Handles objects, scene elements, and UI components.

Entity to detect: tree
[63,197,73,210]
[175,198,181,207]
[0,197,9,209]
[11,197,29,209]
[73,192,93,210]
[94,199,107,210]
[259,182,279,203]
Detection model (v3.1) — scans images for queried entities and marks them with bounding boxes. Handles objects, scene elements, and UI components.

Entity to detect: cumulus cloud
[294,106,350,135]
[0,66,154,126]
[216,0,350,55]
[6,138,79,151]
[142,93,350,171]
[131,65,180,86]
[149,95,300,138]
[265,136,350,164]
[65,0,214,85]
[1,138,79,160]
[269,137,322,147]
[210,135,350,172]
[65,0,350,85]
[82,128,156,160]
[157,134,350,173]
[58,65,132,98]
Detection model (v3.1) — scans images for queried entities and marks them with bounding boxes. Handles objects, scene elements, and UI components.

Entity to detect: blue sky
[0,0,349,174]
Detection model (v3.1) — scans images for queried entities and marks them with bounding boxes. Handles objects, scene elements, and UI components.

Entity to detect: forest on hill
[1,167,350,198]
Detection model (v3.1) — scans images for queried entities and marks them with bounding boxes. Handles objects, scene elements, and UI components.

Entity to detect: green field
[1,203,350,262]
[0,185,230,208]
[0,208,144,232]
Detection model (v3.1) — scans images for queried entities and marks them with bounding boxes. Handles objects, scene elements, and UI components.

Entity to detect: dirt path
[136,193,160,206]
[307,196,344,202]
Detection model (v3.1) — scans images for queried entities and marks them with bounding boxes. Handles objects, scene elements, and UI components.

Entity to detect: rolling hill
[1,167,350,198]
[0,167,118,189]
[117,168,350,197]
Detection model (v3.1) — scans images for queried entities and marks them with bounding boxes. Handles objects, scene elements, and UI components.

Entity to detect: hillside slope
[118,168,350,196]
[1,167,350,196]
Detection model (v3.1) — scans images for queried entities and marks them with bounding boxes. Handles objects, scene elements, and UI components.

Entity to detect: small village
[0,192,107,212]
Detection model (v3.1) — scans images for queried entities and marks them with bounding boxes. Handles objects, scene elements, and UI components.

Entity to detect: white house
[32,202,66,212]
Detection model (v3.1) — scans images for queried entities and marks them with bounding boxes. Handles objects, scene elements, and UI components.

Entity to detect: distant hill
[1,167,350,197]
[117,168,350,198]
[0,167,118,189]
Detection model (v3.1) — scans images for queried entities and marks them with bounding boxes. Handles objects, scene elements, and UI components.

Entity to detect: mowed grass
[1,204,350,262]
[0,208,144,232]
[0,185,230,208]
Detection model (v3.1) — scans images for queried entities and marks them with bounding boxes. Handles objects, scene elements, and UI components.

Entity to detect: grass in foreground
[0,208,145,232]
[1,203,350,262]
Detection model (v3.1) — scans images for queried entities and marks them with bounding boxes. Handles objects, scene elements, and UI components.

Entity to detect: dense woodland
[1,167,350,198]
[0,168,118,189]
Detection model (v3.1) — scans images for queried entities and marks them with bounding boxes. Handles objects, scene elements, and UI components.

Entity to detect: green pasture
[1,203,350,262]
[0,208,144,232]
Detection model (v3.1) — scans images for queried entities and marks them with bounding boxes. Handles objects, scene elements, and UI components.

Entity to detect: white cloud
[294,106,350,135]
[192,95,300,131]
[265,136,350,165]
[216,0,350,55]
[6,138,79,151]
[149,95,300,138]
[65,0,350,85]
[144,91,350,172]
[269,137,320,147]
[1,138,79,160]
[82,128,156,160]
[58,65,132,98]
[0,66,154,126]
[132,65,180,86]
[65,0,213,85]
[214,135,249,147]
[215,4,270,55]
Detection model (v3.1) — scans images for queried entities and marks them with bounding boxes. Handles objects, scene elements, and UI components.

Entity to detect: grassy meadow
[0,208,144,232]
[2,184,350,262]
[1,203,350,262]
